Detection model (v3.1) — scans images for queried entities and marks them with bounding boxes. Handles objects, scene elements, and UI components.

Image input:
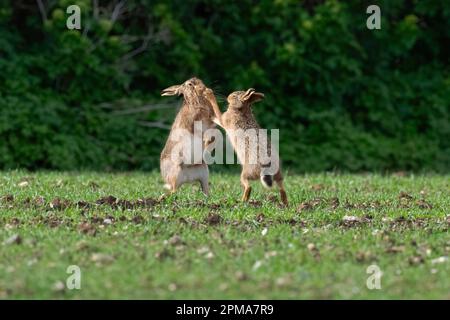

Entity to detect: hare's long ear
[241,88,256,101]
[161,85,181,96]
[249,92,264,104]
[242,88,264,104]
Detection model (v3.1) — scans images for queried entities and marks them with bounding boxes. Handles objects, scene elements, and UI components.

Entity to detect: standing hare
[209,88,288,206]
[160,77,221,196]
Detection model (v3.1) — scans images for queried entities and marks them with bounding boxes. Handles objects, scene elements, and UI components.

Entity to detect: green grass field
[0,171,448,299]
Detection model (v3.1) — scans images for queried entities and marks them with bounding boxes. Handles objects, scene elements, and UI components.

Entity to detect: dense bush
[0,0,449,172]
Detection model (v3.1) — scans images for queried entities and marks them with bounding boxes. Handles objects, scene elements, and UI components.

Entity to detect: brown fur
[160,78,220,195]
[211,89,288,206]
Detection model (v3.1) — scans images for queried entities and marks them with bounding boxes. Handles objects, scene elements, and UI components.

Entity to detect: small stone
[431,256,448,264]
[4,234,22,245]
[18,181,29,187]
[252,260,263,271]
[52,281,65,292]
[168,283,177,291]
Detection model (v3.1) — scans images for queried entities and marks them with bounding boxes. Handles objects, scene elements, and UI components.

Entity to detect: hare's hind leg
[240,175,252,202]
[199,178,209,196]
[195,164,209,196]
[160,160,180,200]
[158,178,177,201]
[274,174,288,206]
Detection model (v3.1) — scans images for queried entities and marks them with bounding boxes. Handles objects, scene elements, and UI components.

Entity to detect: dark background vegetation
[0,0,449,172]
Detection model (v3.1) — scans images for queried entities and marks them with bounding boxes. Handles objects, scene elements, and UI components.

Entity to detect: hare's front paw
[212,117,222,126]
[203,88,214,100]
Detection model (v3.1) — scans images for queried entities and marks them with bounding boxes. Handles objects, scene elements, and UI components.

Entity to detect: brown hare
[160,77,221,196]
[210,88,288,206]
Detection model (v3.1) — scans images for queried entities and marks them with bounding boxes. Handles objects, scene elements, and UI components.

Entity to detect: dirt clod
[205,213,221,225]
[50,198,71,210]
[1,195,14,203]
[96,195,117,206]
[399,191,413,200]
[78,222,97,236]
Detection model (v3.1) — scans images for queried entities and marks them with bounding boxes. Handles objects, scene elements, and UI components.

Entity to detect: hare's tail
[260,175,273,188]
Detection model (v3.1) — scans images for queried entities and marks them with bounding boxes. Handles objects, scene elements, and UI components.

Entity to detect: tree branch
[138,121,171,130]
[36,0,47,23]
[111,0,126,23]
[88,0,127,52]
[93,0,99,19]
[112,103,177,115]
[121,26,153,61]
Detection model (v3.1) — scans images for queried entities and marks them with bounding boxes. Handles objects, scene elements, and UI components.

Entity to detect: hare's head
[227,88,264,110]
[161,77,207,103]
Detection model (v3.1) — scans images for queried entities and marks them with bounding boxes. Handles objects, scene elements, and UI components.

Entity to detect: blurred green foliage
[0,0,449,172]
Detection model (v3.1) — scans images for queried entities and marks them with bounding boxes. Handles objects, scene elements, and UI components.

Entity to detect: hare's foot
[199,179,209,197]
[240,176,252,202]
[159,183,177,202]
[242,187,252,202]
[280,190,288,207]
[275,180,288,207]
